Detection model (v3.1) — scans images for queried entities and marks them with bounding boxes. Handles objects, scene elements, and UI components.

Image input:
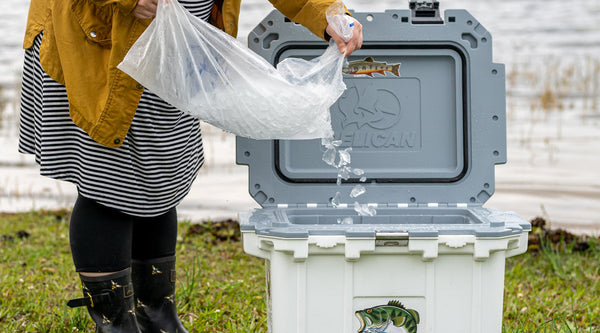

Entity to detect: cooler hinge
[409,1,444,24]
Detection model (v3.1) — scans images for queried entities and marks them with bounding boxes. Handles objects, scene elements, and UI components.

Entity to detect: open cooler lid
[237,7,506,208]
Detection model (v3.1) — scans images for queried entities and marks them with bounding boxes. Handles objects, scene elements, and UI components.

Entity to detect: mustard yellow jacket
[24,0,337,148]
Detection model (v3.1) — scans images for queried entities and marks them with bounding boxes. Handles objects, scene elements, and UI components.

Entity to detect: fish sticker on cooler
[343,57,401,77]
[355,300,420,333]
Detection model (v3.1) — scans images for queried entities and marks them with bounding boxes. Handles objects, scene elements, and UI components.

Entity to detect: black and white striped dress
[18,0,214,217]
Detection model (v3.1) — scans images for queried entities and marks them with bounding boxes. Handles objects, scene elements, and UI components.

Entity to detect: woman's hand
[326,17,363,57]
[132,0,158,20]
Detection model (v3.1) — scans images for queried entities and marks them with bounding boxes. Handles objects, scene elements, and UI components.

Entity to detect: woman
[19,0,362,331]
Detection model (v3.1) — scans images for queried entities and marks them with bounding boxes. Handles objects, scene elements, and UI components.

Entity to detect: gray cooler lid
[237,7,506,207]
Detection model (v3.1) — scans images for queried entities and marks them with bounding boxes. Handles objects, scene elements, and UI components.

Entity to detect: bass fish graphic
[343,57,401,77]
[356,301,420,333]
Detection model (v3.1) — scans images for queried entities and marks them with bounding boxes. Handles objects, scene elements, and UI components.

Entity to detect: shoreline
[2,126,598,236]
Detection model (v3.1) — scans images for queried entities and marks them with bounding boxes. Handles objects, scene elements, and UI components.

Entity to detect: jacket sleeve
[91,0,138,16]
[268,0,335,40]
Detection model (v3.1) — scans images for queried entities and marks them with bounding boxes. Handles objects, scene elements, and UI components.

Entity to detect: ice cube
[322,146,337,166]
[350,185,366,198]
[352,168,364,176]
[330,192,342,208]
[360,176,367,182]
[354,202,377,216]
[337,147,352,167]
[322,137,342,148]
[338,165,351,180]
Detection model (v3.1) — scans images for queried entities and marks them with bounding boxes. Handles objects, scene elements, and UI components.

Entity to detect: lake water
[1,0,599,234]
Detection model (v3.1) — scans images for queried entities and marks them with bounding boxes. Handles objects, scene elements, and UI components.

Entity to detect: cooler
[236,2,531,332]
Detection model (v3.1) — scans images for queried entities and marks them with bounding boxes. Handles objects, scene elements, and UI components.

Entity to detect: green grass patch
[1,210,598,332]
[503,218,600,332]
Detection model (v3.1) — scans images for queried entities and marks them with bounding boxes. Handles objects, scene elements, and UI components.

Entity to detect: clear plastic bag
[117,0,354,140]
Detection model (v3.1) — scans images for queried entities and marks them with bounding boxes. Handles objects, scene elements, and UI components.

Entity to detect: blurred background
[1,0,598,234]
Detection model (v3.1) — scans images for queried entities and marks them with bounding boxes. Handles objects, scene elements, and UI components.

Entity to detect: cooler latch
[375,232,409,246]
[410,1,444,24]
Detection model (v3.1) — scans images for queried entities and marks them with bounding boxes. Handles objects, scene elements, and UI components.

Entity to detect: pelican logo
[339,85,402,130]
[333,78,421,150]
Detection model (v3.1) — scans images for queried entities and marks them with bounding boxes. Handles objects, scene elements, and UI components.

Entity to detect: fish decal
[343,57,401,77]
[356,301,420,333]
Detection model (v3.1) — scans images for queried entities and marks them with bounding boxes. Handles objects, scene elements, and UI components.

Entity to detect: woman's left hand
[326,17,363,57]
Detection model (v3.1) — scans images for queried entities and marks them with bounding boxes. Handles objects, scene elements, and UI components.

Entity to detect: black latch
[410,1,444,24]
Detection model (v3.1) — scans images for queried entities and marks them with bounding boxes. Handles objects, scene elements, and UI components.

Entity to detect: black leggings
[69,194,178,272]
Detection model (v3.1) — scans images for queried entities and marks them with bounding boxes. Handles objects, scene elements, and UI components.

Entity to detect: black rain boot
[132,256,188,333]
[67,268,141,333]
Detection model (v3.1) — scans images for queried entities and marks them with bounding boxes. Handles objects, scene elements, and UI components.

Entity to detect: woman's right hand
[132,0,158,19]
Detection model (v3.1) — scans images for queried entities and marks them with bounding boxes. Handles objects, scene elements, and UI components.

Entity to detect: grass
[502,218,600,332]
[0,211,266,332]
[1,210,599,332]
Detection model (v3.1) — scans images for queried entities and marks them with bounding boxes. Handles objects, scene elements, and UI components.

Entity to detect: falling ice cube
[350,185,366,198]
[360,176,367,182]
[338,166,351,180]
[322,147,337,166]
[354,202,377,216]
[337,148,352,167]
[352,168,365,176]
[321,137,340,148]
[331,192,342,208]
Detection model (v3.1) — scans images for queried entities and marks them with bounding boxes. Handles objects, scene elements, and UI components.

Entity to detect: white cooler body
[240,207,529,333]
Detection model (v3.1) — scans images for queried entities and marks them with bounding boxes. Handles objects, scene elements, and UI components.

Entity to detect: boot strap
[67,291,114,308]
